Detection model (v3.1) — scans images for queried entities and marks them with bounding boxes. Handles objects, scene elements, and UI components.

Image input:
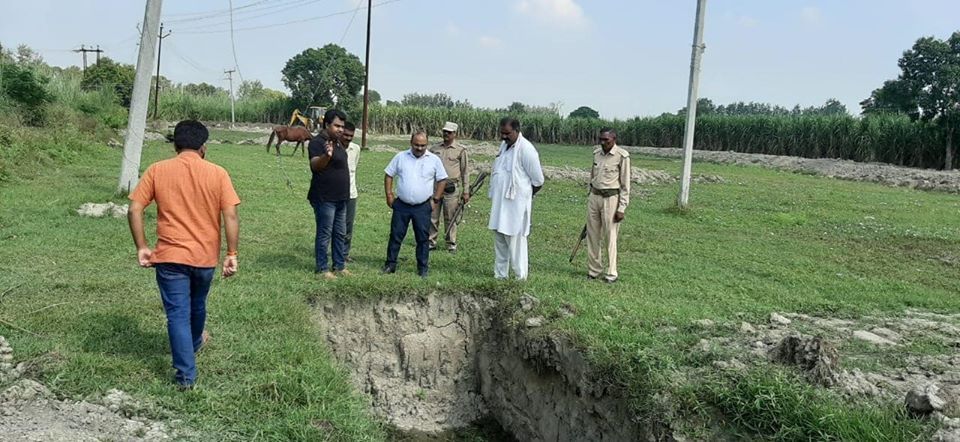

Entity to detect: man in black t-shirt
[307,109,350,280]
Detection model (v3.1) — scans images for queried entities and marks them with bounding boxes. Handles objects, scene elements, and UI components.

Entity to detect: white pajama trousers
[493,231,528,280]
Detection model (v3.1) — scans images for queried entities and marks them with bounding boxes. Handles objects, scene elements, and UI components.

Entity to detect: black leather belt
[591,187,620,197]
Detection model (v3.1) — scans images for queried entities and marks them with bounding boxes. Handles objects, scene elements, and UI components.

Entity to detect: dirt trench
[313,293,645,441]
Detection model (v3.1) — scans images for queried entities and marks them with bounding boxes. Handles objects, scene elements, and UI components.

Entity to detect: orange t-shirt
[129,151,241,267]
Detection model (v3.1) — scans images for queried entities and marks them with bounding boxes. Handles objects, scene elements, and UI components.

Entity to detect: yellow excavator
[288,106,326,131]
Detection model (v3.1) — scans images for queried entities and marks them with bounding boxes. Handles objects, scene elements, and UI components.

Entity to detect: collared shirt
[429,142,469,190]
[590,144,631,213]
[487,133,544,236]
[129,150,241,267]
[384,150,448,205]
[346,141,361,199]
[307,134,349,202]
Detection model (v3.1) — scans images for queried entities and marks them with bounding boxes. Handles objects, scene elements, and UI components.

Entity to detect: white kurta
[488,133,545,237]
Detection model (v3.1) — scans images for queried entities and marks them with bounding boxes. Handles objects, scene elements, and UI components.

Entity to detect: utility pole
[118,0,163,194]
[224,69,236,127]
[677,0,707,210]
[152,23,172,119]
[73,45,104,71]
[360,0,372,150]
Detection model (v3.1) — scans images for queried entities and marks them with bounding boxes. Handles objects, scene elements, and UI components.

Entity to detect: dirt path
[625,146,960,193]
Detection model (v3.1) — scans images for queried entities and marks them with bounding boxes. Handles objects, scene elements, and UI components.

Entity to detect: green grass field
[1,132,959,440]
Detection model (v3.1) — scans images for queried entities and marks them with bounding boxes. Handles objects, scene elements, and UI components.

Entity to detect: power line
[160,0,276,20]
[176,0,399,35]
[228,0,245,83]
[163,0,317,26]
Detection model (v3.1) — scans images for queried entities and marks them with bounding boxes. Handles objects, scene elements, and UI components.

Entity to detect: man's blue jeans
[385,199,432,273]
[311,200,347,272]
[155,263,214,387]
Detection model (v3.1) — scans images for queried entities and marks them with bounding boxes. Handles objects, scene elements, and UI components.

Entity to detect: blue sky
[2,0,958,119]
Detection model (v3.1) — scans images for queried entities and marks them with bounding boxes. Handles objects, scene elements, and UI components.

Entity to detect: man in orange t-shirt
[127,120,240,390]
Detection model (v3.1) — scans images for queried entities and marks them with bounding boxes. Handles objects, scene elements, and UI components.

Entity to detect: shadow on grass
[78,313,167,357]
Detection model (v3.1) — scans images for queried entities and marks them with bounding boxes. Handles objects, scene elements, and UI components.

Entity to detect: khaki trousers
[586,193,620,281]
[429,191,460,250]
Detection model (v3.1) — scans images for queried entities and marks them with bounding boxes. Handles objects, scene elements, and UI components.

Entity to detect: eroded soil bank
[313,293,645,441]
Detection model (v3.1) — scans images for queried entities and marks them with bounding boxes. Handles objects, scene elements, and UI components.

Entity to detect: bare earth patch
[0,336,192,441]
[626,146,960,192]
[687,310,960,440]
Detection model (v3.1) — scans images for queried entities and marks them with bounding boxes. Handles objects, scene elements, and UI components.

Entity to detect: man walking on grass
[585,128,630,283]
[341,121,361,263]
[488,117,544,281]
[428,121,470,253]
[127,120,240,390]
[383,131,448,278]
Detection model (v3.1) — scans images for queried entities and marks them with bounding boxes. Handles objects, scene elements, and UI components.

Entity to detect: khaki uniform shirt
[590,144,631,213]
[430,142,470,191]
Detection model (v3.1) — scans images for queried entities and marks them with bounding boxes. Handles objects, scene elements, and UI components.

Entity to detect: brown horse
[266,126,313,156]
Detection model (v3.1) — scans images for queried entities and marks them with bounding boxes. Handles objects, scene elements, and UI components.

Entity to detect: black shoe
[604,278,618,284]
[381,264,396,274]
[418,269,429,279]
[428,244,437,251]
[587,274,598,280]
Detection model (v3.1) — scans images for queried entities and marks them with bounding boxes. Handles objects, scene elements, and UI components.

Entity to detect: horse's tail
[266,129,276,152]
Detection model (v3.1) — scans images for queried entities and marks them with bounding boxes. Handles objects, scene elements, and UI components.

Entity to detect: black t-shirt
[307,135,350,202]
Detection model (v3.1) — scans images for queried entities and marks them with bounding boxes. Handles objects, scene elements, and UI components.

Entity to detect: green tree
[367,89,381,104]
[15,44,43,68]
[863,32,960,169]
[0,63,51,110]
[861,80,917,117]
[568,106,600,119]
[238,80,264,100]
[182,82,225,97]
[677,97,716,116]
[282,44,364,109]
[800,98,849,116]
[81,58,135,106]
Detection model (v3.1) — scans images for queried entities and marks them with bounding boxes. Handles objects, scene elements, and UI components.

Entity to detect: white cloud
[478,36,502,48]
[446,22,460,36]
[514,0,589,28]
[737,16,758,28]
[800,6,822,24]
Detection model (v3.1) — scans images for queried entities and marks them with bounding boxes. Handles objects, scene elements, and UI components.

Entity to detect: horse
[266,126,313,156]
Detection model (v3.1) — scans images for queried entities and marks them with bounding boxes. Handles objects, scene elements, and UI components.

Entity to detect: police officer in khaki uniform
[429,122,470,252]
[586,128,630,283]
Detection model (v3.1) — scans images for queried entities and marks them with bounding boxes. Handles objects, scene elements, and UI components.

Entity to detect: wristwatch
[433,197,442,204]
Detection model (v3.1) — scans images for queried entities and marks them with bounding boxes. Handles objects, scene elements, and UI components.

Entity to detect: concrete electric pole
[118,0,163,194]
[361,0,372,150]
[677,0,707,210]
[152,23,172,119]
[224,69,236,127]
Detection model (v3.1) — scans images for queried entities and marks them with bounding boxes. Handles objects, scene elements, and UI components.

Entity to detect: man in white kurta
[488,118,545,280]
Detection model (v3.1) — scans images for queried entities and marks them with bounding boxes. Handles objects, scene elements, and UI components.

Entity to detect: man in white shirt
[341,121,361,263]
[383,131,448,278]
[488,117,545,280]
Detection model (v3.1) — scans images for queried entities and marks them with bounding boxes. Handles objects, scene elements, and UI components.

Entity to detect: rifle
[569,224,587,263]
[445,171,489,237]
